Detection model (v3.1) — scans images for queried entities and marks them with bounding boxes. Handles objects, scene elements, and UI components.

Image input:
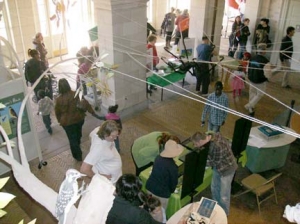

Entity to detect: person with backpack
[161,7,176,49]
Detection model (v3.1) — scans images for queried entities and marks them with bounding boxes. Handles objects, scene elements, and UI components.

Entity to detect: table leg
[161,88,164,101]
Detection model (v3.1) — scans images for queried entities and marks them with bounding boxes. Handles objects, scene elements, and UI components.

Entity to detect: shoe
[201,93,209,97]
[48,128,53,135]
[283,85,291,89]
[75,157,82,162]
[244,104,253,113]
[147,89,153,94]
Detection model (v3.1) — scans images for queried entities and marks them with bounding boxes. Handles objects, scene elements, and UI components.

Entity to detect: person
[37,89,54,135]
[140,193,166,223]
[254,18,270,47]
[237,18,250,59]
[147,21,157,39]
[24,49,53,101]
[32,32,49,68]
[146,139,183,210]
[106,174,163,224]
[279,26,295,88]
[55,78,96,161]
[231,64,245,101]
[244,43,273,114]
[195,36,216,96]
[76,49,94,95]
[161,7,176,49]
[105,105,122,152]
[147,34,159,69]
[228,16,242,57]
[240,51,251,74]
[201,81,229,132]
[191,131,237,216]
[131,132,179,173]
[174,9,189,45]
[80,120,122,184]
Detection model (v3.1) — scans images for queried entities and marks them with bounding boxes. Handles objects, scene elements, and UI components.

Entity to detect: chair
[233,172,282,214]
[130,146,153,176]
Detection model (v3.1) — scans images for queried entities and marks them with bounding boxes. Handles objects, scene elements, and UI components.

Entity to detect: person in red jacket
[147,34,159,69]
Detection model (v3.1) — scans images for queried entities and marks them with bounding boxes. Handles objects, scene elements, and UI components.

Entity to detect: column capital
[94,0,148,10]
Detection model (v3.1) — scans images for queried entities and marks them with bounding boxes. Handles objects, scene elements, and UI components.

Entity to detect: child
[105,105,122,152]
[37,89,54,134]
[231,64,245,100]
[240,52,251,74]
[140,193,166,223]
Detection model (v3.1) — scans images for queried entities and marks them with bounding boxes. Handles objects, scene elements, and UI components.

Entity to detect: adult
[76,49,94,95]
[80,120,122,184]
[147,34,159,69]
[131,132,179,174]
[106,174,162,224]
[254,18,270,47]
[161,7,176,49]
[237,18,250,60]
[195,36,216,96]
[279,26,295,89]
[55,78,95,161]
[244,43,272,114]
[191,131,237,216]
[33,32,49,68]
[174,9,189,45]
[147,22,157,39]
[201,81,229,132]
[146,139,184,210]
[228,16,242,57]
[24,49,53,100]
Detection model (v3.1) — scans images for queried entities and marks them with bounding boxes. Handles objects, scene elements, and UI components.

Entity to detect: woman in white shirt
[80,120,122,184]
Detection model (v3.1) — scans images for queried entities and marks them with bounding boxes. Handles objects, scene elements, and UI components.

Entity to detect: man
[191,131,237,216]
[201,81,228,132]
[195,36,216,95]
[161,7,176,49]
[244,43,272,114]
[279,26,295,88]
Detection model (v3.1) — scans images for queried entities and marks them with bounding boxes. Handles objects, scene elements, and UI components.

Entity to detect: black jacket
[248,54,269,84]
[280,35,293,61]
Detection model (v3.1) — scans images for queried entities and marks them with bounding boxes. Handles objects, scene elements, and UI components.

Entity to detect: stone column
[94,0,148,116]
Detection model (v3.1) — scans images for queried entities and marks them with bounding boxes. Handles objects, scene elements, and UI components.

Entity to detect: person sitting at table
[131,131,180,175]
[146,139,184,210]
[191,131,237,216]
[106,174,163,224]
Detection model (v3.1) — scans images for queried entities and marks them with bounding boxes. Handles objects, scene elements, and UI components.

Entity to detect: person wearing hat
[244,43,273,115]
[191,131,237,216]
[146,139,184,210]
[201,81,229,132]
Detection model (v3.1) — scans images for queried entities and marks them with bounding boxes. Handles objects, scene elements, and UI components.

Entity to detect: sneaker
[244,104,253,113]
[48,128,53,135]
[284,85,291,89]
[201,93,209,97]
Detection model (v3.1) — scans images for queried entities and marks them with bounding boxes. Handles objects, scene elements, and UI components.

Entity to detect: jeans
[195,63,210,94]
[42,114,52,133]
[62,120,84,160]
[281,59,291,87]
[237,42,247,59]
[211,168,235,216]
[208,121,221,132]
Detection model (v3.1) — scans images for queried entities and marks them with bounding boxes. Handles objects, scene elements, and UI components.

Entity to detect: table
[290,111,300,134]
[246,126,296,173]
[219,55,240,92]
[167,201,227,224]
[139,165,213,219]
[147,71,186,101]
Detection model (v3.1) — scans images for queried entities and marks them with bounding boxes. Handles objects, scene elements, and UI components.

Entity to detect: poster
[0,92,31,139]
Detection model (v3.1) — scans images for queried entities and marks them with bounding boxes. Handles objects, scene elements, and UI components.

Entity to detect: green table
[147,71,186,101]
[139,165,213,219]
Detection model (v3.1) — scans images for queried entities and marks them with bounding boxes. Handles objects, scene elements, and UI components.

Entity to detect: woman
[254,18,271,47]
[228,16,242,57]
[237,18,251,59]
[24,49,51,100]
[80,120,122,184]
[146,139,184,210]
[107,174,162,224]
[131,132,180,175]
[33,32,49,68]
[55,78,95,161]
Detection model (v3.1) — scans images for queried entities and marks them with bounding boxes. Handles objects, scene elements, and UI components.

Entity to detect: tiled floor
[2,35,300,224]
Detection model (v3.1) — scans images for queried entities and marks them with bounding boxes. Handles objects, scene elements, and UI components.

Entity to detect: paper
[247,134,267,148]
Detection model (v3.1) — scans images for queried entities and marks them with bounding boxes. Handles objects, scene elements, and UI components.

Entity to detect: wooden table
[167,201,227,224]
[290,111,300,134]
[219,55,240,92]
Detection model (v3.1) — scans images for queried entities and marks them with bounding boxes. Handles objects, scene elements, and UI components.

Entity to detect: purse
[76,98,87,113]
